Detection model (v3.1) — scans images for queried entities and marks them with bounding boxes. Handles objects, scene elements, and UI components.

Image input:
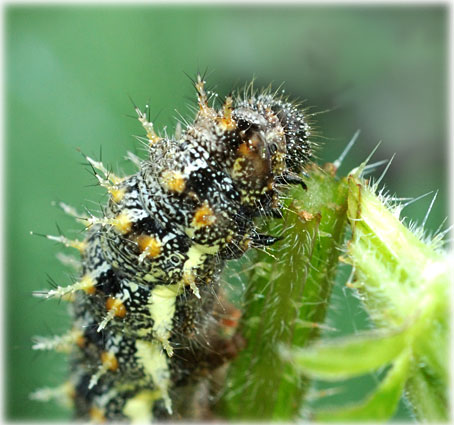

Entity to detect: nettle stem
[220,164,349,420]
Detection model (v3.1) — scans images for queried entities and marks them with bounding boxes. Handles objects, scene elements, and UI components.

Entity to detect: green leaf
[286,328,410,380]
[315,349,411,421]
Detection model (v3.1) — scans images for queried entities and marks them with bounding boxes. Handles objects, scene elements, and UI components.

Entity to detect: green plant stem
[219,165,348,420]
[346,172,450,421]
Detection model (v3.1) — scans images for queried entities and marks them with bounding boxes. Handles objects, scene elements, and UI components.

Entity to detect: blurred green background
[5,4,448,421]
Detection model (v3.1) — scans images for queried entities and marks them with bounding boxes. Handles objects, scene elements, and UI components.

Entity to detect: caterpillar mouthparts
[32,75,312,422]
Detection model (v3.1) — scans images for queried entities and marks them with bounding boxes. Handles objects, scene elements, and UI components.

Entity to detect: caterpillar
[32,75,312,422]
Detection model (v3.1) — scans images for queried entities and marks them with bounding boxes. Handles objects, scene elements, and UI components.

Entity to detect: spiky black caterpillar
[33,76,312,422]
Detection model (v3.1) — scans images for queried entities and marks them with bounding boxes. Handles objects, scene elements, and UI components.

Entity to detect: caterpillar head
[190,76,312,207]
[233,92,312,176]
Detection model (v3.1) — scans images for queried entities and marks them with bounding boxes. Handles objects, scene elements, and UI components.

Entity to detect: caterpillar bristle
[34,275,96,300]
[135,106,161,145]
[96,296,127,332]
[125,151,142,167]
[30,382,75,408]
[83,155,124,186]
[56,252,81,270]
[32,328,83,353]
[93,172,127,204]
[44,234,86,253]
[89,351,119,390]
[52,201,90,224]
